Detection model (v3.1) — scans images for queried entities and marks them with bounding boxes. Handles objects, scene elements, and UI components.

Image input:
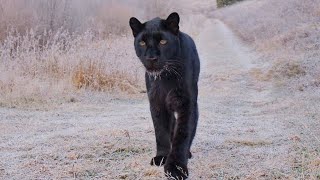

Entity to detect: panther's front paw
[150,156,167,166]
[164,162,188,180]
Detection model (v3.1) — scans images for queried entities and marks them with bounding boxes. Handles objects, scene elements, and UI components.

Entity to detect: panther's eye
[139,41,146,46]
[160,40,167,45]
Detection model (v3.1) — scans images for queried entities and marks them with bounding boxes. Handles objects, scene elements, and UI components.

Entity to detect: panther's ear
[129,17,144,37]
[165,12,180,35]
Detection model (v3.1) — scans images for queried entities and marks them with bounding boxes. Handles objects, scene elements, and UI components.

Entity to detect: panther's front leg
[149,104,173,166]
[164,89,192,179]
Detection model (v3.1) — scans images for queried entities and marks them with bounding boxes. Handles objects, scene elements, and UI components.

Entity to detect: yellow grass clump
[72,62,140,93]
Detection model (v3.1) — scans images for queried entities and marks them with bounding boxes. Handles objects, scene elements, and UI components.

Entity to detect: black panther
[129,12,200,179]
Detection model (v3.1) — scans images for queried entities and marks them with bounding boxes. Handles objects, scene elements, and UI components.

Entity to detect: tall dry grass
[0,30,144,107]
[0,0,208,107]
[0,0,204,107]
[215,0,320,90]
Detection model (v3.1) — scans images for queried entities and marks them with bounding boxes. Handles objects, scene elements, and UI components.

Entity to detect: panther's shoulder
[179,32,196,46]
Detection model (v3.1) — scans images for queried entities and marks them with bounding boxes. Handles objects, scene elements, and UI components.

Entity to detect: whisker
[167,66,182,81]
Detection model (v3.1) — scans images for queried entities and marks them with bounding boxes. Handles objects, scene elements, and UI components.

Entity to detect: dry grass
[249,68,273,82]
[217,0,243,8]
[214,1,320,178]
[226,139,272,146]
[72,61,140,93]
[271,60,306,79]
[0,30,144,107]
[0,0,140,39]
[250,61,307,82]
[292,144,320,179]
[0,0,191,39]
[0,0,205,107]
[0,0,195,107]
[215,0,320,90]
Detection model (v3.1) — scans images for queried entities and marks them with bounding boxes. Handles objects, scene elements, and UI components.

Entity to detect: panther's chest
[148,79,179,106]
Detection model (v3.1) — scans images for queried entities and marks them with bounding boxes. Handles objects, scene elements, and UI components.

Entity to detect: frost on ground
[214,0,320,94]
[1,16,319,179]
[0,0,320,180]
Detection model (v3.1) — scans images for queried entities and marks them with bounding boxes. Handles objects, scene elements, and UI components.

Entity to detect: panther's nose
[147,57,158,63]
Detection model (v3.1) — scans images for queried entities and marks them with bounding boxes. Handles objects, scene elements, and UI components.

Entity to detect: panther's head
[129,13,182,79]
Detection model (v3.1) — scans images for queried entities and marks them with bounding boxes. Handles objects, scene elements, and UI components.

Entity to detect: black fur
[129,12,200,179]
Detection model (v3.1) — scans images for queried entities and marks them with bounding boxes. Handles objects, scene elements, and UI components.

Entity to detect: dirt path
[0,19,319,179]
[195,19,298,178]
